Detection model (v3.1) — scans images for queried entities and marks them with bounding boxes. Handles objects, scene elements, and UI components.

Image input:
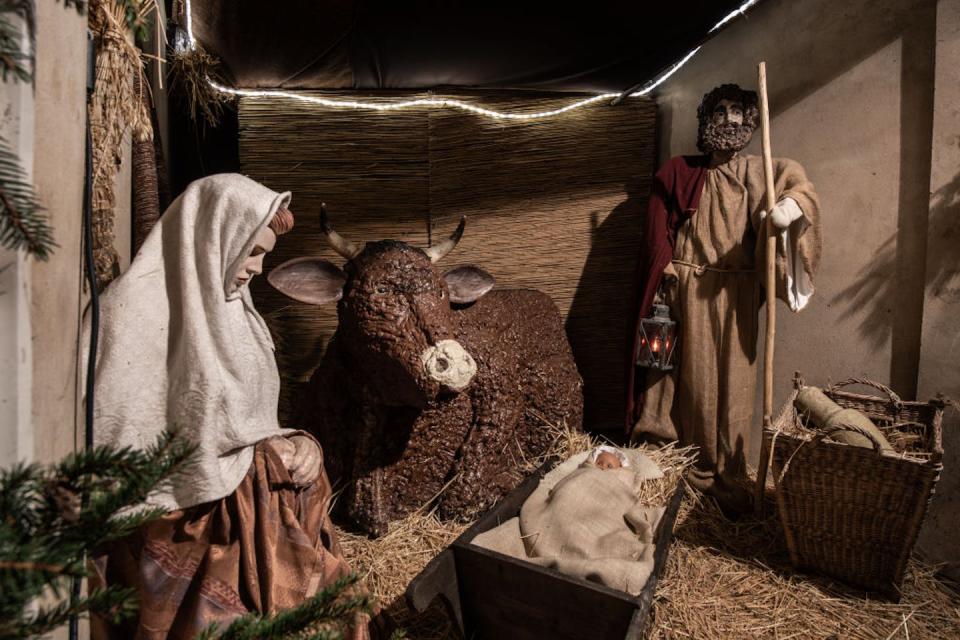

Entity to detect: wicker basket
[761,373,946,599]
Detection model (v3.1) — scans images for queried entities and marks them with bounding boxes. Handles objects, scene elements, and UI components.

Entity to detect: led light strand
[185,0,756,120]
[182,0,196,48]
[633,46,701,96]
[709,0,760,33]
[207,79,620,120]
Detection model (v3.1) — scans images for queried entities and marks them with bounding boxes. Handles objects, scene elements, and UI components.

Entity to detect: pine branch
[0,432,197,638]
[0,135,55,259]
[2,586,138,639]
[51,432,196,548]
[0,433,380,639]
[0,12,30,83]
[198,574,372,640]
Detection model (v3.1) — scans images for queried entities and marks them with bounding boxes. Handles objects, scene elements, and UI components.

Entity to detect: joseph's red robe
[625,155,709,431]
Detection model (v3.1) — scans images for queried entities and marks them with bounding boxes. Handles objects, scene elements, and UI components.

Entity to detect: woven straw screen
[240,92,656,431]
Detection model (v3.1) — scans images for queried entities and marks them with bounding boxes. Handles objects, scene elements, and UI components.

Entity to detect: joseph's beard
[698,121,755,153]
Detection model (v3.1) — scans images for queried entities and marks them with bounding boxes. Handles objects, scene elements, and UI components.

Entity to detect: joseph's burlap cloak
[631,154,821,506]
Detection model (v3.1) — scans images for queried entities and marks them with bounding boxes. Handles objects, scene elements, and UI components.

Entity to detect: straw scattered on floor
[648,497,960,640]
[334,425,960,639]
[336,509,467,637]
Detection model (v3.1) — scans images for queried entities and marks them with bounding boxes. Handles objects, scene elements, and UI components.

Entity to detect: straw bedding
[335,427,960,639]
[649,498,960,639]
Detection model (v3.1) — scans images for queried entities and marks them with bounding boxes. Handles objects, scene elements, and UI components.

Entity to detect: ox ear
[443,265,495,304]
[268,257,347,305]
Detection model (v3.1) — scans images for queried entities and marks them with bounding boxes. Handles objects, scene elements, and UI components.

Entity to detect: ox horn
[320,203,363,260]
[424,216,466,264]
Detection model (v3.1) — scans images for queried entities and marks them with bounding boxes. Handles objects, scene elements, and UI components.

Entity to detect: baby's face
[594,452,622,470]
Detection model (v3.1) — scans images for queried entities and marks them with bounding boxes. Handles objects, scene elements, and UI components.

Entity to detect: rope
[671,259,756,276]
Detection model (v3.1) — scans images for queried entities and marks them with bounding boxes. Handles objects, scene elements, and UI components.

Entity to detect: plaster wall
[26,5,133,638]
[30,0,89,466]
[28,4,133,469]
[655,0,957,568]
[0,12,35,469]
[915,0,960,573]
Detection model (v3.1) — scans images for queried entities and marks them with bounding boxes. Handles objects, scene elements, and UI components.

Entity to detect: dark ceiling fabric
[189,1,752,92]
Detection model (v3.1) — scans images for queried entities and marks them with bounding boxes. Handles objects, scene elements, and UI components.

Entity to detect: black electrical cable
[68,30,98,640]
[82,65,98,456]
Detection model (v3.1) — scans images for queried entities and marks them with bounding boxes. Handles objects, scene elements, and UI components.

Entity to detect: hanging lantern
[636,303,678,371]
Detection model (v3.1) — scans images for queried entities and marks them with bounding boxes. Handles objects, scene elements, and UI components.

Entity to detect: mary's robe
[85,174,372,639]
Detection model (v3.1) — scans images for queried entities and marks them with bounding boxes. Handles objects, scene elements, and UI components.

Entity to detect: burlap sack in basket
[761,374,946,599]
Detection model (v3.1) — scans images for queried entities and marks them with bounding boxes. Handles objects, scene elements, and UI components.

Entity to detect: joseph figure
[626,84,822,512]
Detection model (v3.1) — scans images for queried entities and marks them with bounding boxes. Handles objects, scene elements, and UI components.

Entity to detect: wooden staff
[755,61,777,513]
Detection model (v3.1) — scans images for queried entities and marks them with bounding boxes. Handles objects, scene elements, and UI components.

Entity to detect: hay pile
[335,428,960,638]
[338,512,465,638]
[650,498,960,639]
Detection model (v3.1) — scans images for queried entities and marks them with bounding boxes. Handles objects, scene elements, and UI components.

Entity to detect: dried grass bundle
[88,0,154,289]
[168,43,232,127]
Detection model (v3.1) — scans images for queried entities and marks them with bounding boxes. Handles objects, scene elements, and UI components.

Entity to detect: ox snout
[420,340,477,392]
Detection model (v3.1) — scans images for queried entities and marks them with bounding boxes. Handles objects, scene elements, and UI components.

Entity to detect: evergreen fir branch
[0,0,37,83]
[1,586,137,639]
[53,431,192,492]
[0,432,378,639]
[0,463,44,536]
[0,135,55,259]
[197,574,372,640]
[0,432,196,639]
[51,432,196,548]
[0,12,31,83]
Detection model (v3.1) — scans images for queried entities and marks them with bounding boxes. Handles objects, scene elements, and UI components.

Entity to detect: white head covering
[587,445,631,468]
[85,173,292,511]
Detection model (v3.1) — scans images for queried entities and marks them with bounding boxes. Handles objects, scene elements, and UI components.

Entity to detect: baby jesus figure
[472,446,666,595]
[590,445,628,470]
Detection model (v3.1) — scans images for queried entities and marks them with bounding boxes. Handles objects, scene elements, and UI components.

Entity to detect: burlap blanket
[471,449,665,595]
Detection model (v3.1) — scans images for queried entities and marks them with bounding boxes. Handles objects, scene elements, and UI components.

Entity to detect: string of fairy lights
[180,0,760,121]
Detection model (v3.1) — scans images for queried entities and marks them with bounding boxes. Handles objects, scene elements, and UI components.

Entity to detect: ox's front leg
[439,385,524,522]
[351,394,472,536]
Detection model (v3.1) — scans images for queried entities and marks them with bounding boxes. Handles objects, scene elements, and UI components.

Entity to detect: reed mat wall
[240,91,656,430]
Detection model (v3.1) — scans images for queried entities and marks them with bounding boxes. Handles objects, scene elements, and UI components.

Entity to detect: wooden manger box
[405,460,686,639]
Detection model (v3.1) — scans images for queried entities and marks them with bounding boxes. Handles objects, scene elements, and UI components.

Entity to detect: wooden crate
[406,461,685,639]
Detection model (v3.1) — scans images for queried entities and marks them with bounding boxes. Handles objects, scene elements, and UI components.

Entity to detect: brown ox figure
[269,208,583,536]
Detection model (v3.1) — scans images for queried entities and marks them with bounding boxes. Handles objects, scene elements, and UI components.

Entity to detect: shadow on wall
[926,173,960,303]
[565,176,648,434]
[832,173,960,353]
[775,0,937,398]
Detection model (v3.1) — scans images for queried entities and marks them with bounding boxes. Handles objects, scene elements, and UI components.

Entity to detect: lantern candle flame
[636,303,677,371]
